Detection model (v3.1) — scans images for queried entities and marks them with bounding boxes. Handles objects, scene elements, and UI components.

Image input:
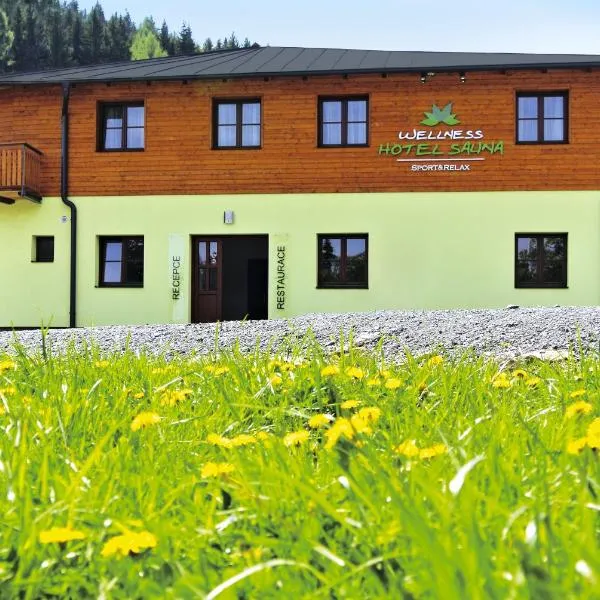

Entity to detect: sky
[91,0,600,55]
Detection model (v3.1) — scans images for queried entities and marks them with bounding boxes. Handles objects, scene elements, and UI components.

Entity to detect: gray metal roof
[1,46,599,85]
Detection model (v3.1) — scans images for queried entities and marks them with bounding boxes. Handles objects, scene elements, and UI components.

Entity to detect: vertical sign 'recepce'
[172,256,181,299]
[168,233,186,323]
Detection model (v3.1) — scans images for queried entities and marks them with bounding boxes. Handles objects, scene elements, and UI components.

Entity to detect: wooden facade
[1,68,599,197]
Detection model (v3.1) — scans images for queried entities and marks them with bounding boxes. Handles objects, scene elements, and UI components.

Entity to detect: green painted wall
[0,198,70,327]
[1,191,599,327]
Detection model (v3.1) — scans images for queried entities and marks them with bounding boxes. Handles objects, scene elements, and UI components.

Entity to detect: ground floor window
[33,236,54,262]
[317,234,368,288]
[99,236,144,287]
[515,233,567,288]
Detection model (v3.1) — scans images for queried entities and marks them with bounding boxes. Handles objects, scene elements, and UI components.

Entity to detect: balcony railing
[0,143,43,204]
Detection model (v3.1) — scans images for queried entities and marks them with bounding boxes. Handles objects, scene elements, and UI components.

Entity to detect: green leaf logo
[420,102,460,126]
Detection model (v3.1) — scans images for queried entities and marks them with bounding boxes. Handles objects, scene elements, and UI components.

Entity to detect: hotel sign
[378,102,504,172]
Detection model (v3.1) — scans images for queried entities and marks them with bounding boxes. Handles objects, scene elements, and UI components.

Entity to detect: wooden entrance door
[192,238,222,323]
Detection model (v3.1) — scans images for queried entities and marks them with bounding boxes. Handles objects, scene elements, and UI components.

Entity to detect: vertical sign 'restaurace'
[276,245,286,310]
[272,234,289,316]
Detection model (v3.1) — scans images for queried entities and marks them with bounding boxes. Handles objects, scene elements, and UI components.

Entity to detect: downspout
[60,82,77,328]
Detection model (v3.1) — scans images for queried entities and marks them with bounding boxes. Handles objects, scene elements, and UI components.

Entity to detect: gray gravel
[1,307,599,360]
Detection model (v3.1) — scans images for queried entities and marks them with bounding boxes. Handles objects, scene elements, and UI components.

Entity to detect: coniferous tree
[71,9,84,65]
[202,38,213,52]
[0,8,14,71]
[106,13,135,62]
[177,22,196,55]
[11,7,26,71]
[48,8,68,67]
[87,3,107,64]
[159,20,175,56]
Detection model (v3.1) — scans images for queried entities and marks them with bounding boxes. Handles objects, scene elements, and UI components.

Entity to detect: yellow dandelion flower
[101,530,157,558]
[270,360,294,372]
[214,366,230,376]
[379,369,392,378]
[130,411,161,432]
[384,378,403,390]
[256,431,270,441]
[492,374,511,389]
[340,399,361,410]
[0,360,16,373]
[395,439,420,458]
[39,526,86,544]
[587,418,600,437]
[160,388,193,406]
[94,360,110,368]
[308,414,333,428]
[419,443,447,459]
[204,364,216,373]
[525,376,542,387]
[269,374,283,387]
[0,406,5,416]
[324,418,355,450]
[201,462,235,478]
[0,387,16,396]
[283,430,310,447]
[427,355,444,367]
[565,401,593,419]
[569,389,586,399]
[358,407,382,424]
[345,366,365,379]
[230,434,257,447]
[567,437,588,455]
[320,365,339,377]
[350,414,372,435]
[587,418,600,449]
[206,433,233,448]
[512,369,528,379]
[133,392,145,399]
[366,377,380,387]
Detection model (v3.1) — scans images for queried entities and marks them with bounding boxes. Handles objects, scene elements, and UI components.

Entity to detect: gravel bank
[1,307,600,360]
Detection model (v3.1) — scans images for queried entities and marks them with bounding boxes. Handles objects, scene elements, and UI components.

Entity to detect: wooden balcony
[0,143,43,205]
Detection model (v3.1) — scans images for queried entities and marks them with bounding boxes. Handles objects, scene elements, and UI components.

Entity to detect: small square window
[34,236,54,262]
[516,92,568,144]
[318,96,369,147]
[99,236,144,287]
[515,233,567,288]
[98,102,145,151]
[317,234,368,288]
[213,99,261,149]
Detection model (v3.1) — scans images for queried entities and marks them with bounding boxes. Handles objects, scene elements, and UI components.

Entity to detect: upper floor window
[515,233,567,288]
[99,236,144,287]
[213,99,261,149]
[318,234,368,288]
[516,92,567,144]
[98,102,145,151]
[318,97,368,147]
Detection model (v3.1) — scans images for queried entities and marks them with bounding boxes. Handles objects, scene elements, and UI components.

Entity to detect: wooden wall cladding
[2,69,600,197]
[0,86,62,197]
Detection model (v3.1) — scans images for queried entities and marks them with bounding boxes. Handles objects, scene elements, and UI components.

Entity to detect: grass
[0,335,598,599]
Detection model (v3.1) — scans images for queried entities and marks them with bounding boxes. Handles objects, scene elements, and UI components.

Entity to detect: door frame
[190,234,269,323]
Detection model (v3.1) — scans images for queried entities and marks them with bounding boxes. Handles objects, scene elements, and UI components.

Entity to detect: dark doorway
[192,235,268,323]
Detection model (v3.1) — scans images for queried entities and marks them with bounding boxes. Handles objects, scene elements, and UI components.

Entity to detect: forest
[0,0,255,73]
